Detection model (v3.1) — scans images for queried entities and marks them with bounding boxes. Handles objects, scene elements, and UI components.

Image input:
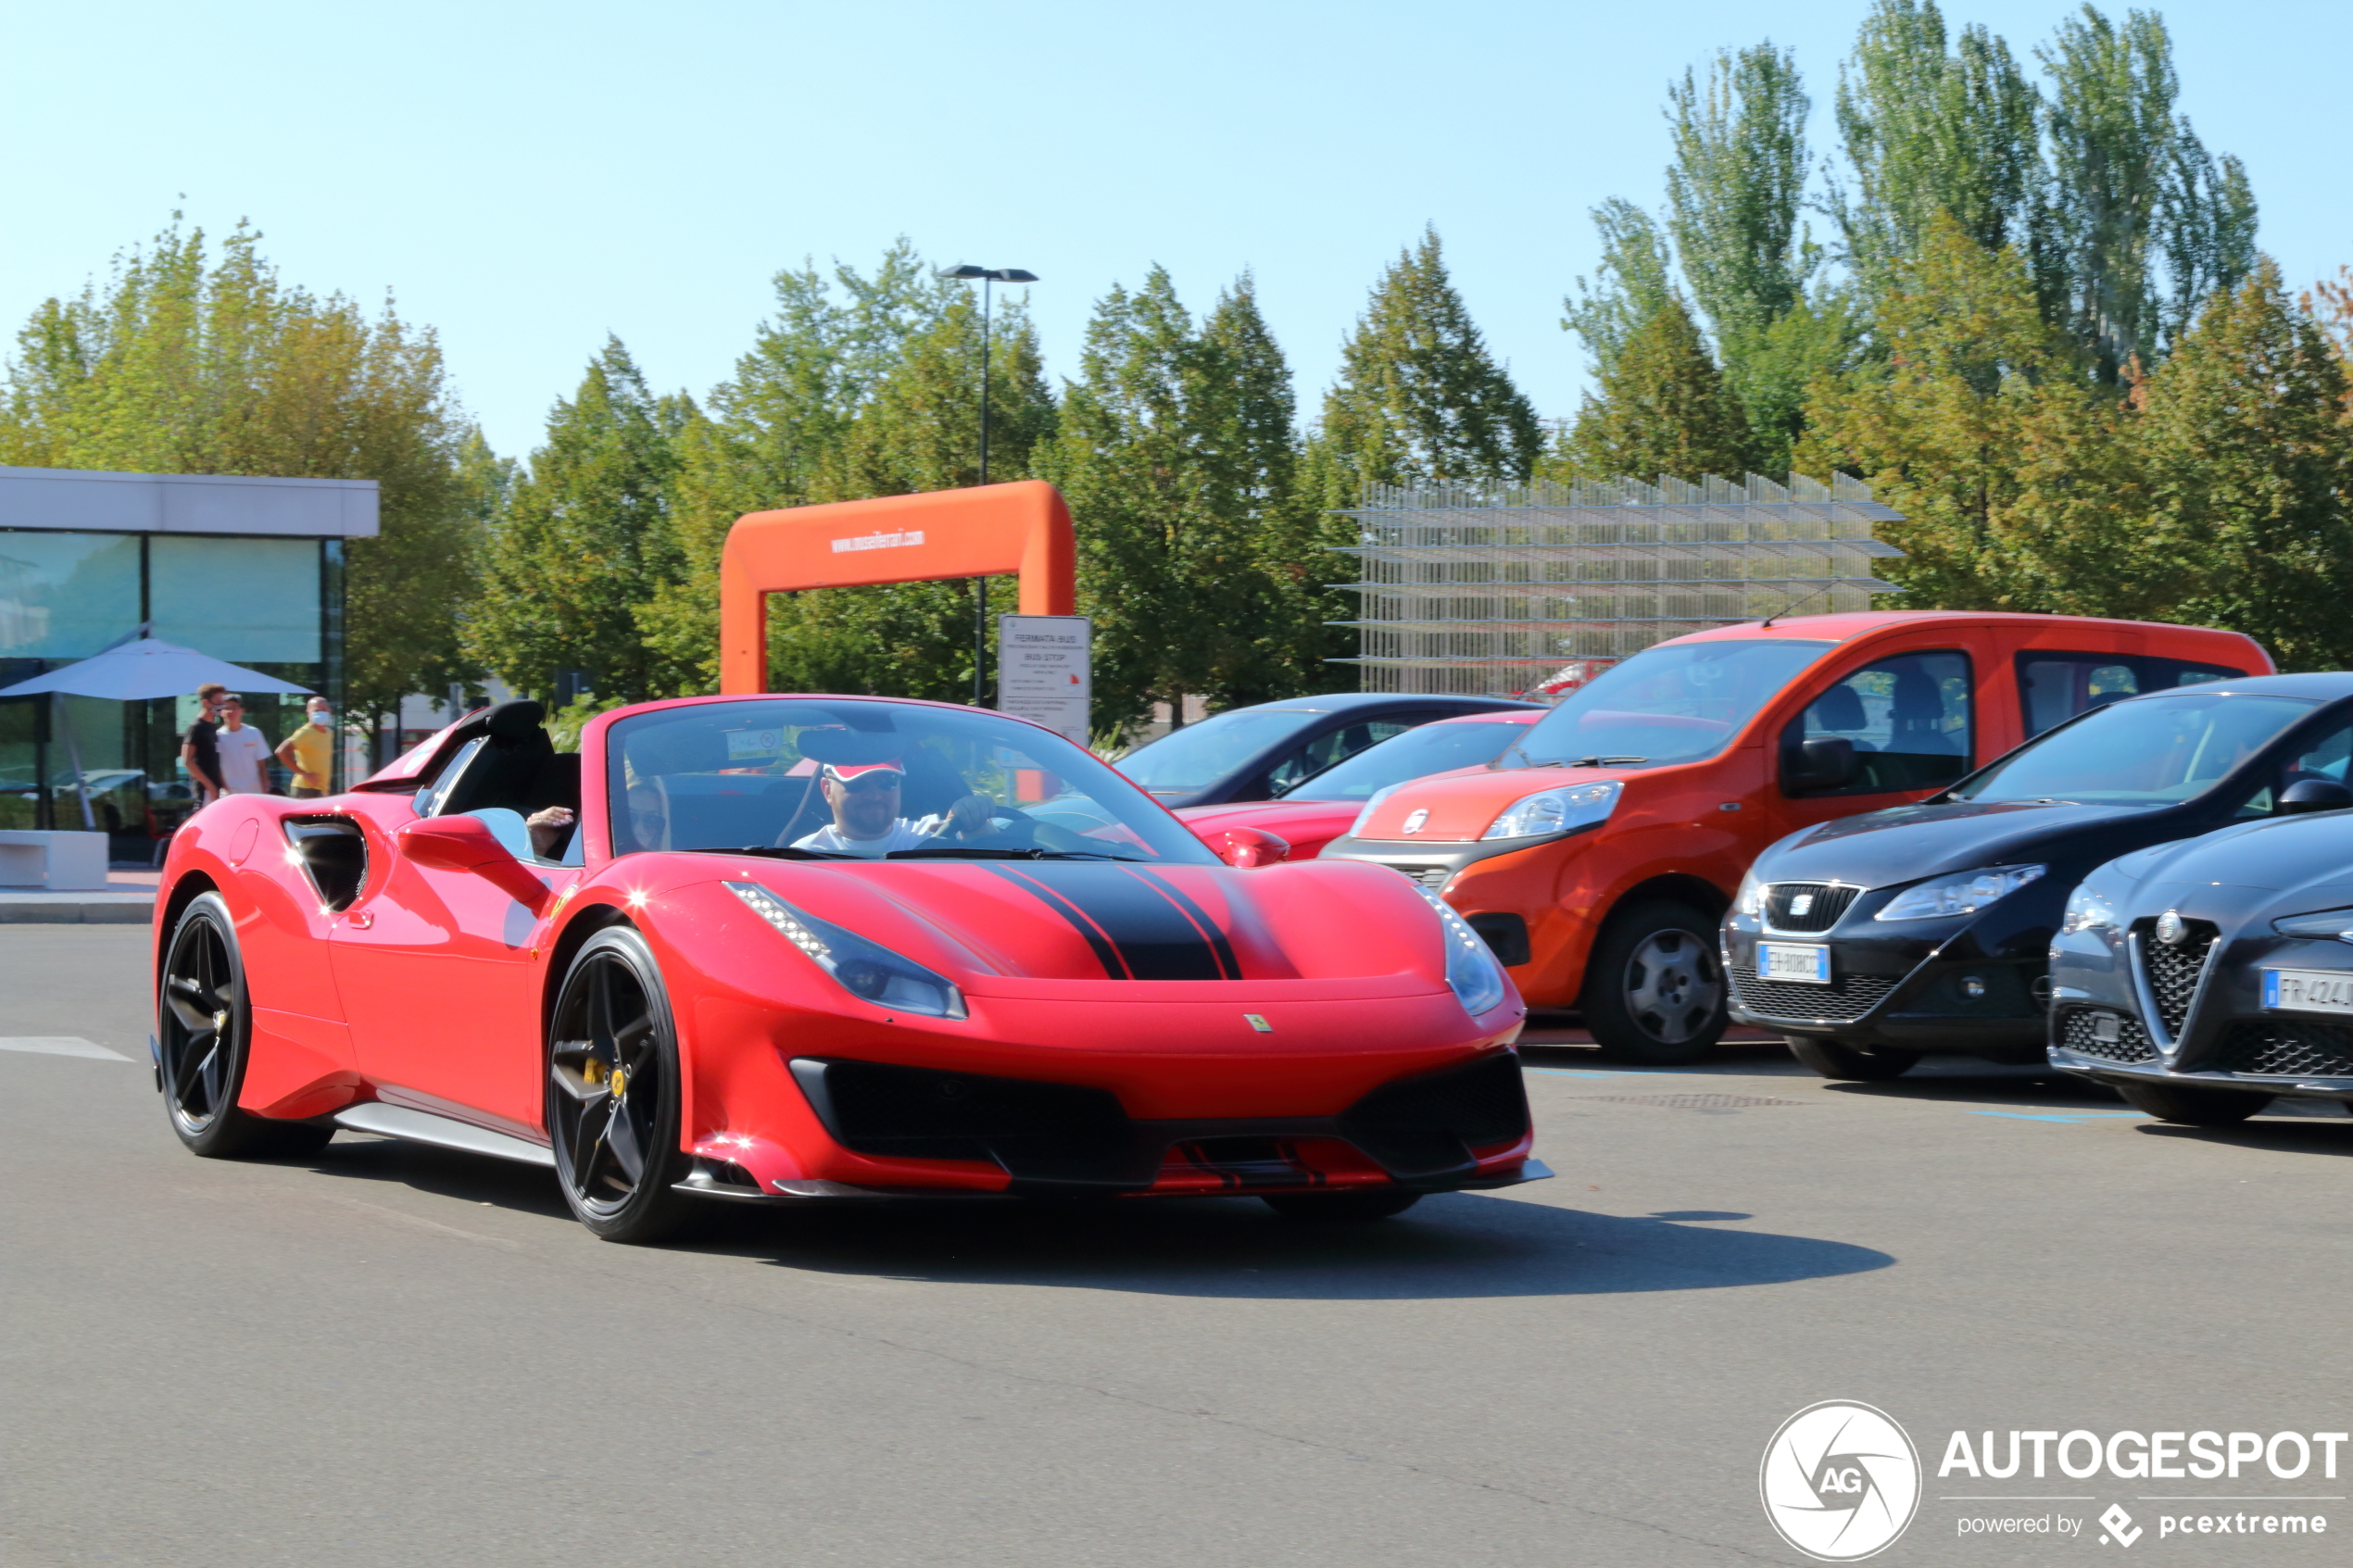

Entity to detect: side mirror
[1206,826,1290,868]
[1783,736,1859,796]
[396,816,552,912]
[2280,777,2353,816]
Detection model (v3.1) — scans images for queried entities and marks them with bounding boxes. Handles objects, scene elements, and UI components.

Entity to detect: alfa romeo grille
[2135,920,2219,1035]
[2213,1019,2353,1078]
[1728,968,1899,1023]
[1763,883,1862,934]
[2057,1007,2157,1063]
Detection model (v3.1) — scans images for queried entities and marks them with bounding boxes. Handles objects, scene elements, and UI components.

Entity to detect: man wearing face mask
[791,757,999,858]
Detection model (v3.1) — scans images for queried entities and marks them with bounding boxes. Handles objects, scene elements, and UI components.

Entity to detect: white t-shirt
[214,725,273,794]
[792,817,948,858]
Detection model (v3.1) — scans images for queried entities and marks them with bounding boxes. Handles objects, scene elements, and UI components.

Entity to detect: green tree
[0,218,480,727]
[466,337,694,701]
[2137,261,2353,670]
[1312,227,1541,503]
[2037,4,2258,382]
[1563,199,1680,379]
[1833,0,2044,293]
[1548,295,1755,483]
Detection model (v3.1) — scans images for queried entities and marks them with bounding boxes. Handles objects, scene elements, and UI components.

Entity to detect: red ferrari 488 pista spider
[152,695,1544,1241]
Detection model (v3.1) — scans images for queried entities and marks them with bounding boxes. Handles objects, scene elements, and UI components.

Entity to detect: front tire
[1263,1190,1421,1222]
[547,928,693,1243]
[1583,901,1727,1065]
[1787,1035,1919,1081]
[158,892,333,1160]
[2116,1080,2273,1126]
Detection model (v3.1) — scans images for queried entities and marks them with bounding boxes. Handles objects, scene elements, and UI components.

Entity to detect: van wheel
[2116,1081,2272,1125]
[1787,1035,1918,1081]
[1583,901,1726,1065]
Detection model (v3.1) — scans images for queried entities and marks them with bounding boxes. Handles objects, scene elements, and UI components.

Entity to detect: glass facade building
[0,465,377,855]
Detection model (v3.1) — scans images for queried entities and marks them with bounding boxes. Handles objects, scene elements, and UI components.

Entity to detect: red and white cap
[820,758,903,785]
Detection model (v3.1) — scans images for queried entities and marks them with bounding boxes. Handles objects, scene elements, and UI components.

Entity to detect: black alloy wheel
[1583,901,1728,1066]
[158,892,333,1160]
[547,928,692,1243]
[1262,1189,1422,1222]
[2116,1080,2274,1126]
[1786,1035,1919,1082]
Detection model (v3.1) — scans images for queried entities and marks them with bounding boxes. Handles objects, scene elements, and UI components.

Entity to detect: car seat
[1889,671,1957,754]
[1806,684,1873,747]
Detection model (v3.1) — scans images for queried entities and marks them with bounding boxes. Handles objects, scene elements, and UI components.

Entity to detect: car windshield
[1282,720,1531,801]
[1949,692,2318,806]
[1115,709,1327,792]
[604,700,1218,863]
[1505,639,1833,769]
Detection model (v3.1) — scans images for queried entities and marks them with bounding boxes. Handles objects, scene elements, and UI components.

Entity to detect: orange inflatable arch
[719,481,1076,694]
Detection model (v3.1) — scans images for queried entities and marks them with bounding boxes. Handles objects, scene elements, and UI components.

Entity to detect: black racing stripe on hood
[987,864,1127,978]
[993,862,1229,980]
[1126,866,1240,980]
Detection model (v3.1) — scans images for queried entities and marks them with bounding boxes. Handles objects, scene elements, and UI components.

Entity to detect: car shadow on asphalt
[681,1192,1894,1300]
[2133,1119,2353,1156]
[301,1133,576,1219]
[1814,1067,2127,1108]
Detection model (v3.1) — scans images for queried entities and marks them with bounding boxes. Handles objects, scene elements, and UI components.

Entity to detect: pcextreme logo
[1760,1400,1924,1562]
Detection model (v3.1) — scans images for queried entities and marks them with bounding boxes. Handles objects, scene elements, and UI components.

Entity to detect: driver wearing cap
[791,756,999,858]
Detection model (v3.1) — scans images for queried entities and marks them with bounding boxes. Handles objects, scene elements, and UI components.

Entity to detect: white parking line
[0,1036,132,1061]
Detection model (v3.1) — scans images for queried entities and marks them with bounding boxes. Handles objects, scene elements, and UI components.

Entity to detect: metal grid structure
[1331,473,1905,696]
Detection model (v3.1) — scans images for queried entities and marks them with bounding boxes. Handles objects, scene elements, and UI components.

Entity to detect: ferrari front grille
[788,1058,1138,1182]
[2212,1019,2353,1078]
[1763,883,1861,934]
[2135,920,2219,1035]
[1728,967,1899,1023]
[2057,1007,2158,1063]
[1337,1052,1529,1179]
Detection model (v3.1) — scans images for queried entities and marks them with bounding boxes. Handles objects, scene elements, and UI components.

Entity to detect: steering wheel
[937,802,1041,847]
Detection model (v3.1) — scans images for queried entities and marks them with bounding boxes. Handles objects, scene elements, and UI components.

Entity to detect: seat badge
[1244,1014,1272,1033]
[1402,809,1429,835]
[1789,893,1815,917]
[2156,910,2187,946]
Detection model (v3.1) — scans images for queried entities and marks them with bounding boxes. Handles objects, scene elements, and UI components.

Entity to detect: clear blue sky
[0,1,2343,462]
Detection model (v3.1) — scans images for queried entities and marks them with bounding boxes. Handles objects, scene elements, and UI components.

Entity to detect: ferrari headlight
[1875,864,2046,922]
[1481,780,1621,841]
[2061,884,2123,935]
[1346,784,1401,840]
[1734,865,1766,920]
[2271,908,2353,941]
[1409,884,1510,1017]
[724,882,966,1020]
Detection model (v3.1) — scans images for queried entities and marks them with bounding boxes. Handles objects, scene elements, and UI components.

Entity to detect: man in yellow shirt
[274,696,335,797]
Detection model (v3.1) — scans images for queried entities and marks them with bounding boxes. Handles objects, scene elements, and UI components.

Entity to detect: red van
[1319,611,2271,1062]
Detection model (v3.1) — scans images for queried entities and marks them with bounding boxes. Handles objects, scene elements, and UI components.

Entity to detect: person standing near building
[211,696,273,796]
[179,683,226,803]
[275,696,334,797]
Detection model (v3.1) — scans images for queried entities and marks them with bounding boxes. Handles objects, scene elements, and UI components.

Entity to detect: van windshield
[1505,640,1833,769]
[1949,692,2317,806]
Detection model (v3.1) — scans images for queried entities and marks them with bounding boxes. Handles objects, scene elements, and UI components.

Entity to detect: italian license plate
[1759,942,1831,985]
[2262,968,2353,1015]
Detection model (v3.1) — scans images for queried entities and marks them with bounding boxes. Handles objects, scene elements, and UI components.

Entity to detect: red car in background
[1176,709,1543,863]
[151,695,1542,1243]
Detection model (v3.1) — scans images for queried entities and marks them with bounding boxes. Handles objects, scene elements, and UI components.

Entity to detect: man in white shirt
[792,758,997,857]
[211,696,274,796]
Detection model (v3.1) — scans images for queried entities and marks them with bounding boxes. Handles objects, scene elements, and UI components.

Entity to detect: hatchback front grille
[1389,864,1453,892]
[1763,883,1862,934]
[2135,919,2219,1035]
[2212,1019,2353,1078]
[2057,1007,2158,1063]
[1729,967,1900,1023]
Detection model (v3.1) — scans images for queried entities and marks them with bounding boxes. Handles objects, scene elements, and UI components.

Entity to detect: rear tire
[1584,901,1726,1065]
[1262,1190,1421,1222]
[2116,1080,2272,1125]
[1787,1035,1919,1082]
[158,892,334,1160]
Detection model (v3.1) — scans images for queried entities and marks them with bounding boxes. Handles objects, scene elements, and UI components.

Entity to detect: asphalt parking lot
[4,924,2347,1567]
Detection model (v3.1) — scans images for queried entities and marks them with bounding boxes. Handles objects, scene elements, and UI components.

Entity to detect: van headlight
[2062,884,2123,935]
[725,882,967,1019]
[1875,864,2045,922]
[1481,781,1621,841]
[1408,884,1510,1017]
[1346,784,1400,839]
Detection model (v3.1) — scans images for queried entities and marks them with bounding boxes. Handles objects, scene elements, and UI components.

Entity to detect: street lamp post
[939,264,1037,707]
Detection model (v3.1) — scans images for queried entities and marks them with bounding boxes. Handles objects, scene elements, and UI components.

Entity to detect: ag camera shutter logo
[1760,1401,1922,1561]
